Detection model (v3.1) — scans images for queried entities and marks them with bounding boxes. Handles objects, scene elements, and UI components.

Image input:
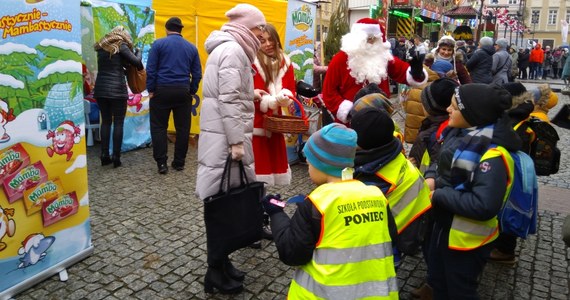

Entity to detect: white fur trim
[253,127,267,137]
[58,123,75,132]
[351,23,381,37]
[336,100,353,123]
[255,167,291,186]
[406,67,428,87]
[254,55,291,96]
[260,95,277,113]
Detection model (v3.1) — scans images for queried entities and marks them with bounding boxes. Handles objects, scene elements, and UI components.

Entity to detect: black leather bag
[204,155,264,257]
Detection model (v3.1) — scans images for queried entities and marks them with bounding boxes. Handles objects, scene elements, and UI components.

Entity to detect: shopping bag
[204,155,264,256]
[126,65,146,94]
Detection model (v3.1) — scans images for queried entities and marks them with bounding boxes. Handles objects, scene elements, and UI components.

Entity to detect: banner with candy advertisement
[283,0,316,163]
[0,0,93,297]
[89,0,155,152]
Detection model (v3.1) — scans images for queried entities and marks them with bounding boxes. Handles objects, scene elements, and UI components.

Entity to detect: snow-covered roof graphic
[40,39,82,55]
[291,61,300,70]
[0,42,37,55]
[92,0,124,15]
[289,49,304,56]
[0,73,25,89]
[38,60,82,80]
[303,58,315,66]
[138,24,155,38]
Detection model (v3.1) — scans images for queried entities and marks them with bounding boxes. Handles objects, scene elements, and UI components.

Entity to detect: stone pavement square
[10,84,570,299]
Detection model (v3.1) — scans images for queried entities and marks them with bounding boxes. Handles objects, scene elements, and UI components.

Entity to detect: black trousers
[96,97,127,156]
[149,86,192,166]
[427,222,492,300]
[493,232,517,255]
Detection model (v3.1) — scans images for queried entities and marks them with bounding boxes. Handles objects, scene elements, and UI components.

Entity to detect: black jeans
[149,86,192,166]
[96,97,127,156]
[493,232,517,255]
[427,222,492,300]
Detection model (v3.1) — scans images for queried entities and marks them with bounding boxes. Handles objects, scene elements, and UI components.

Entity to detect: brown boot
[488,248,516,265]
[411,282,433,300]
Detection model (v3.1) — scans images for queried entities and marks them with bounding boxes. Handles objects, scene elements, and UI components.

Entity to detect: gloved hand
[336,100,354,123]
[262,193,285,215]
[260,94,278,113]
[275,90,293,106]
[408,53,426,82]
[229,143,244,161]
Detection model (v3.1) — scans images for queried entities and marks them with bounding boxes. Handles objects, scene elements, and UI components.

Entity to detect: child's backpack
[527,117,560,176]
[494,147,538,238]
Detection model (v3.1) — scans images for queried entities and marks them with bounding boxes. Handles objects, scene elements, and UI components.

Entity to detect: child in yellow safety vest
[425,83,520,299]
[350,107,432,267]
[262,123,399,299]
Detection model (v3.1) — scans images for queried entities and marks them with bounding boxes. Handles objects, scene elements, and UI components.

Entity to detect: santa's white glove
[260,94,278,113]
[229,143,245,161]
[336,100,353,123]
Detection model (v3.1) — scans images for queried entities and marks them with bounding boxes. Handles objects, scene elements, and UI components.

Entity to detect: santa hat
[57,120,81,144]
[350,18,391,48]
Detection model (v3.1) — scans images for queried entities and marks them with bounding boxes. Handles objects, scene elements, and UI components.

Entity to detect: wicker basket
[263,96,309,134]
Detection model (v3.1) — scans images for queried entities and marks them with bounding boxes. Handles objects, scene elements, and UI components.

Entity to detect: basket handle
[286,95,309,126]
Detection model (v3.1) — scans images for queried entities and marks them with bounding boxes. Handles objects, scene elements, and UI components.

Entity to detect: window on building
[548,10,557,25]
[566,11,570,23]
[531,10,540,25]
[508,0,517,4]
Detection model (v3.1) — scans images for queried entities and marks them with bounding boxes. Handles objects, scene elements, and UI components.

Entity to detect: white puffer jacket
[196,31,256,200]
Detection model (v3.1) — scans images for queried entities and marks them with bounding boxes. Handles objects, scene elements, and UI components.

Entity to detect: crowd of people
[91,4,564,299]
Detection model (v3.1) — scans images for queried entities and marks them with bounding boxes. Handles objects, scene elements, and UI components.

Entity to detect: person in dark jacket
[147,17,202,174]
[487,82,535,265]
[93,26,143,167]
[425,83,520,299]
[465,36,495,83]
[408,77,459,299]
[518,48,530,79]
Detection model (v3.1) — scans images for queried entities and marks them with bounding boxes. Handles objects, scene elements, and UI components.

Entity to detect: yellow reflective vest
[288,180,398,300]
[375,153,432,233]
[448,146,514,251]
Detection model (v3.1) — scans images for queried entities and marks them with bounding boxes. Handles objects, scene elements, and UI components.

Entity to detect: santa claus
[322,18,427,123]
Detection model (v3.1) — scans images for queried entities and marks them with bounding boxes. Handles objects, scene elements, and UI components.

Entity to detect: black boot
[101,154,112,166]
[224,258,245,281]
[204,265,243,294]
[112,155,121,168]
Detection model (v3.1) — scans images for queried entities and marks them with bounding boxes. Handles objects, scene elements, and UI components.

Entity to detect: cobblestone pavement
[11,82,570,299]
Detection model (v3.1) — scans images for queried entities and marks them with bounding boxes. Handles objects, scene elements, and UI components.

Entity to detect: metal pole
[477,0,485,42]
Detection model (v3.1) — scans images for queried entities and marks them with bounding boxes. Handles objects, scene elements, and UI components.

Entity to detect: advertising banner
[90,0,155,152]
[283,0,316,163]
[0,0,93,298]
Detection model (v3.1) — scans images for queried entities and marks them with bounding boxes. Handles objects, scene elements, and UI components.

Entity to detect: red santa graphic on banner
[322,18,428,124]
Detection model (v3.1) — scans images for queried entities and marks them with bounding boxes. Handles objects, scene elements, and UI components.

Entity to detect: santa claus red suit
[322,18,428,124]
[252,51,295,186]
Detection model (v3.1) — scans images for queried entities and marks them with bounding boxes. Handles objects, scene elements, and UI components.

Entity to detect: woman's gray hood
[204,30,234,55]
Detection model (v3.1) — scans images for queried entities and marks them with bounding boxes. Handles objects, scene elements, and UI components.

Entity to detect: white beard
[341,31,394,84]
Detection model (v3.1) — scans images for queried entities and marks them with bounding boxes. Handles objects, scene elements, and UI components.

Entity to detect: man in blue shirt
[147,17,202,174]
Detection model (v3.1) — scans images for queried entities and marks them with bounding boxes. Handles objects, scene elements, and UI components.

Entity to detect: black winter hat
[455,83,512,127]
[354,83,387,101]
[502,82,531,109]
[421,78,459,116]
[165,17,184,33]
[351,107,395,150]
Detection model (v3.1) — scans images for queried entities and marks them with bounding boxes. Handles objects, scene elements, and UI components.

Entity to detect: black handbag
[203,155,265,257]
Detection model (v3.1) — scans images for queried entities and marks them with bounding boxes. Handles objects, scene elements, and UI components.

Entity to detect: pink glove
[229,143,245,161]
